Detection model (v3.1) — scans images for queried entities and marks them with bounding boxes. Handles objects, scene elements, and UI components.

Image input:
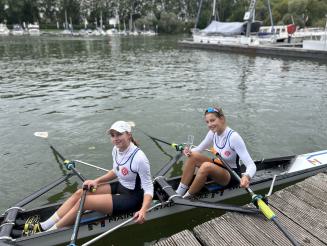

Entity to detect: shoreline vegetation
[0,0,327,34]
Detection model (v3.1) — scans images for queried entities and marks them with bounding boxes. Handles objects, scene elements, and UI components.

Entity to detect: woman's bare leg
[188,162,230,195]
[180,152,212,186]
[55,193,113,228]
[56,184,111,218]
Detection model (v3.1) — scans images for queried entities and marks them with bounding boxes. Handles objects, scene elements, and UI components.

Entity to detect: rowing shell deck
[154,172,327,246]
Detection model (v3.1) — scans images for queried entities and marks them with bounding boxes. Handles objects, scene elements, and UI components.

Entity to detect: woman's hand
[183,146,192,157]
[83,180,98,190]
[240,175,250,188]
[133,209,147,224]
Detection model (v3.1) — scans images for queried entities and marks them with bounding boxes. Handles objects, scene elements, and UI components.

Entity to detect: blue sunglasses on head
[206,107,220,113]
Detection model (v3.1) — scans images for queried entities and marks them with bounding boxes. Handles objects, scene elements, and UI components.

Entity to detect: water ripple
[0,35,327,216]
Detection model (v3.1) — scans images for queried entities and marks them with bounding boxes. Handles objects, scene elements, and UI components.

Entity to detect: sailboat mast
[212,0,216,20]
[244,0,257,37]
[267,0,274,30]
[70,17,73,31]
[100,11,103,29]
[65,10,68,29]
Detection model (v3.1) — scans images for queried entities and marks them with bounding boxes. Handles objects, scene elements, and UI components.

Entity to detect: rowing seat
[205,183,224,192]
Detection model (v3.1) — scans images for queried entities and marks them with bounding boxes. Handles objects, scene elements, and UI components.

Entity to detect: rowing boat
[1,149,327,246]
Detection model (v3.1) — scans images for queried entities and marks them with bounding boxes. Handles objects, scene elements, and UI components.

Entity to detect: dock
[154,172,327,246]
[178,40,327,61]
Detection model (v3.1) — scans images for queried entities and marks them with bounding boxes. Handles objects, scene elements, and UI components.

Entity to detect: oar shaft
[214,154,256,196]
[68,165,86,182]
[50,145,66,162]
[272,217,299,246]
[69,188,88,246]
[135,128,172,146]
[74,160,109,172]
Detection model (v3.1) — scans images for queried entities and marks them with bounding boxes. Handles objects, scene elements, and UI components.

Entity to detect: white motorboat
[11,24,25,36]
[0,23,10,36]
[27,23,40,36]
[303,33,327,51]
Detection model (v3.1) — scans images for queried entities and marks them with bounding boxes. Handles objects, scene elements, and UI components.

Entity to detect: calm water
[0,34,327,245]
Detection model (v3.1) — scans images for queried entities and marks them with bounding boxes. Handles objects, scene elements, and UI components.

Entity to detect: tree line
[0,0,326,33]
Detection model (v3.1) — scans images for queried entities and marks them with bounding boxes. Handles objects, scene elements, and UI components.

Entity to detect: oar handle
[83,185,96,193]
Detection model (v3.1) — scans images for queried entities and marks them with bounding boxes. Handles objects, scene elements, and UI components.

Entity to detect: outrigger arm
[0,173,75,246]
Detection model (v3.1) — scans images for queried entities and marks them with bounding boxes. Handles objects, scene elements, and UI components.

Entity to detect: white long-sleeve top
[192,127,256,178]
[112,143,153,197]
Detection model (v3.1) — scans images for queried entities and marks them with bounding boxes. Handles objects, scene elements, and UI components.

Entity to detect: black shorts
[212,159,241,188]
[110,183,144,215]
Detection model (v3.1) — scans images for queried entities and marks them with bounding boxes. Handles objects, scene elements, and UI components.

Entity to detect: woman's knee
[198,162,213,175]
[73,189,83,199]
[190,151,202,160]
[187,152,206,166]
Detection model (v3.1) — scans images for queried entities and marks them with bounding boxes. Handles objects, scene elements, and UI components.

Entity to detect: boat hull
[1,151,327,245]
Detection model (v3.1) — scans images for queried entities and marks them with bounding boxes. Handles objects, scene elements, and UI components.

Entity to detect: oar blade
[34,131,49,139]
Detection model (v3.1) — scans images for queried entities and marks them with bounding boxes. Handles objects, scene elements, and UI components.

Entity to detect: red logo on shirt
[224,150,231,157]
[121,167,129,176]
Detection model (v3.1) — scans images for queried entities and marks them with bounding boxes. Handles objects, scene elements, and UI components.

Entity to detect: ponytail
[131,135,139,147]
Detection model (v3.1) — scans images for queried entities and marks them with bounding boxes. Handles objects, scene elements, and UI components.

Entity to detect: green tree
[158,12,181,33]
[59,0,79,27]
[135,14,158,31]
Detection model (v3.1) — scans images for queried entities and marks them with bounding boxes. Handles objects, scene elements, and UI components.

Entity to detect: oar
[69,186,88,246]
[213,153,299,246]
[34,132,96,246]
[64,161,96,246]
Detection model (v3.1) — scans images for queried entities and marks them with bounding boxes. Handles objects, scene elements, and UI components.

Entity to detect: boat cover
[200,21,246,35]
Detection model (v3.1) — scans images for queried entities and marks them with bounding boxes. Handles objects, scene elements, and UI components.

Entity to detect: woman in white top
[176,107,256,198]
[37,121,153,231]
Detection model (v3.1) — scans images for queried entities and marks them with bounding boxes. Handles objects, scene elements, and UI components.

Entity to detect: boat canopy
[200,21,246,35]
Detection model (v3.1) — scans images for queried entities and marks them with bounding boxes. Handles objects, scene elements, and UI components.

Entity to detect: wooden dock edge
[178,40,327,61]
[153,172,327,246]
